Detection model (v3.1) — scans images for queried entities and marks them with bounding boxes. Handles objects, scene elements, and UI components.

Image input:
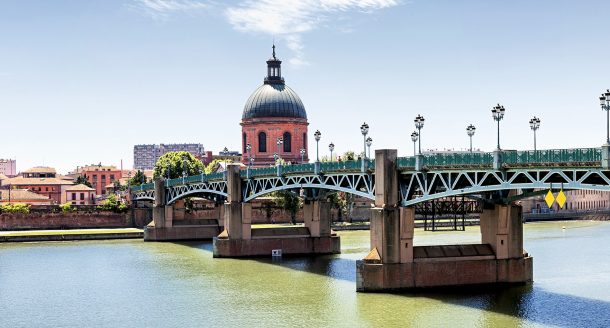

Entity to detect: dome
[242,83,307,120]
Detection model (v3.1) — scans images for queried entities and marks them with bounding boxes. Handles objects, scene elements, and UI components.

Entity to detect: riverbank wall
[0,212,144,231]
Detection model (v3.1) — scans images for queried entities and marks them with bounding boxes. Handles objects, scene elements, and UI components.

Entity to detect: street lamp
[529,116,541,151]
[246,143,252,167]
[299,148,306,163]
[410,131,419,156]
[365,137,372,159]
[600,89,610,144]
[491,104,506,150]
[360,122,369,160]
[466,124,476,152]
[329,142,335,161]
[276,137,283,157]
[414,115,425,155]
[314,130,321,162]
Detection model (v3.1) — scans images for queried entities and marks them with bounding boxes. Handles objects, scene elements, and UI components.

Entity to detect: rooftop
[65,184,95,191]
[24,166,56,174]
[0,189,51,201]
[3,177,75,186]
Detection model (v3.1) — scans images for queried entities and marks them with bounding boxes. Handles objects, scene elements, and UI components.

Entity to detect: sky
[1,0,609,173]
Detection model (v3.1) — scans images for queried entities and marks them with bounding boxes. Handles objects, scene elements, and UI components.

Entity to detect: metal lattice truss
[165,180,228,204]
[132,189,155,201]
[400,168,610,206]
[244,173,375,202]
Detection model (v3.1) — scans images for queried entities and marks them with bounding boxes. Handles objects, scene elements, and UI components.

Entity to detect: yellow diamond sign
[556,190,567,209]
[545,190,555,208]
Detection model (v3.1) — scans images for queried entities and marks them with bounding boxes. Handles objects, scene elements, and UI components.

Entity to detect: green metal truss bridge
[131,147,609,206]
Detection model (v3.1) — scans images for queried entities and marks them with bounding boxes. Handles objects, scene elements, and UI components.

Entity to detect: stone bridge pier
[356,149,533,292]
[143,178,222,241]
[213,164,340,257]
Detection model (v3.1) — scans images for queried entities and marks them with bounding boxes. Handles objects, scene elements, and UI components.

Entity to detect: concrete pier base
[357,245,533,292]
[144,220,221,241]
[213,227,340,257]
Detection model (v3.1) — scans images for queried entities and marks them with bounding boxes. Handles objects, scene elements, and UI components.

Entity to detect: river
[1,221,609,327]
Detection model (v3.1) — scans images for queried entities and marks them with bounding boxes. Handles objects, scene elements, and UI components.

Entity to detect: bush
[59,202,76,213]
[0,203,31,214]
[97,195,128,213]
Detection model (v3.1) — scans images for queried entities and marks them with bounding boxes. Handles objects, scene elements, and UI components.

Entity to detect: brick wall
[0,212,132,231]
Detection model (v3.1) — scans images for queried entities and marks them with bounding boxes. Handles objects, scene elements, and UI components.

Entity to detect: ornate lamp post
[414,115,425,155]
[529,116,541,151]
[365,137,372,159]
[329,142,335,161]
[466,124,476,152]
[360,122,369,160]
[314,130,321,162]
[299,148,306,163]
[410,131,419,156]
[246,143,252,167]
[491,104,506,150]
[276,137,283,157]
[600,89,610,145]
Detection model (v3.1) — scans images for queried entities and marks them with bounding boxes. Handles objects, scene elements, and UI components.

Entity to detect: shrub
[0,203,31,214]
[97,195,128,213]
[59,202,76,213]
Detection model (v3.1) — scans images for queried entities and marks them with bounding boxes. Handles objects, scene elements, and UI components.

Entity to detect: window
[110,174,115,181]
[93,175,97,181]
[258,131,267,152]
[80,193,84,200]
[303,132,307,149]
[283,132,292,152]
[243,133,247,153]
[45,187,49,191]
[101,175,106,180]
[72,193,76,200]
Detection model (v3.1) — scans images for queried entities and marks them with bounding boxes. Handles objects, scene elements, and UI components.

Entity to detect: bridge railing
[131,183,155,192]
[503,148,601,165]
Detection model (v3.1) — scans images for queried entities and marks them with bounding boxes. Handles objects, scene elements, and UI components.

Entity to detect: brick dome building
[241,45,309,166]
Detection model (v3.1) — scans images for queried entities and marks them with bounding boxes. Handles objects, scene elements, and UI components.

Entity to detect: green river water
[1,221,609,327]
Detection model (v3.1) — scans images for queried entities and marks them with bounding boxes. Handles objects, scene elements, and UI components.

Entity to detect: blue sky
[1,0,609,173]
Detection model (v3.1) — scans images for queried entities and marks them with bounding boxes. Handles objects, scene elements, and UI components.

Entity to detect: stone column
[223,164,250,239]
[152,178,166,228]
[368,149,408,264]
[216,203,226,228]
[480,204,523,259]
[303,200,332,237]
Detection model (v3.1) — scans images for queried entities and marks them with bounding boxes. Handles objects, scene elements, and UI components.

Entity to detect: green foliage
[97,194,128,213]
[75,175,92,188]
[129,170,147,186]
[59,202,76,213]
[154,151,205,179]
[271,190,302,224]
[204,158,233,174]
[0,203,30,214]
[342,151,355,161]
[327,192,354,221]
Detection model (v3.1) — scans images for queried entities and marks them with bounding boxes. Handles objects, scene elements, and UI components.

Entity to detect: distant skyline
[2,0,610,173]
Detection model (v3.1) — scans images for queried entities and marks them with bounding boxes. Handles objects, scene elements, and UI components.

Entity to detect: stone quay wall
[0,212,133,231]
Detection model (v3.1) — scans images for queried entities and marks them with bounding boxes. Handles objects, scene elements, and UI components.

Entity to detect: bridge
[131,145,610,291]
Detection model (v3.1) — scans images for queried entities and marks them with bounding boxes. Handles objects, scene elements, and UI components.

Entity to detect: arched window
[258,131,267,152]
[283,132,292,152]
[303,132,307,149]
[243,133,247,153]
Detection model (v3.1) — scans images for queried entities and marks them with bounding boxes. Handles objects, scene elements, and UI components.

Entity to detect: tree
[272,190,302,225]
[153,151,205,179]
[75,175,92,188]
[343,150,355,161]
[129,170,147,186]
[97,194,128,213]
[204,158,233,174]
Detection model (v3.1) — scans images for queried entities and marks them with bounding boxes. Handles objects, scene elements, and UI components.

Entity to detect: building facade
[0,159,17,177]
[521,189,610,213]
[1,176,74,204]
[134,143,205,170]
[80,165,122,196]
[21,166,56,178]
[64,184,96,205]
[241,45,309,166]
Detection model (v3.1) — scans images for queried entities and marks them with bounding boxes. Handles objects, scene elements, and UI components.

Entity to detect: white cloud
[225,0,399,67]
[132,0,399,65]
[133,0,209,19]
